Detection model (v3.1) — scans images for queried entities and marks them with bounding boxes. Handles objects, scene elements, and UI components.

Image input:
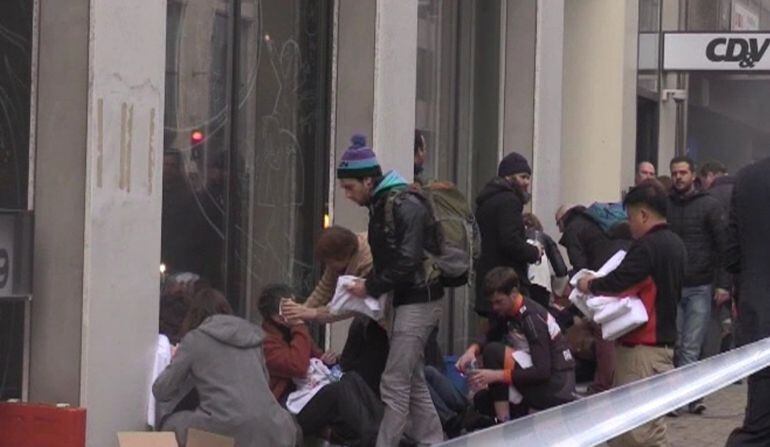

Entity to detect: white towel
[148,335,172,427]
[329,275,387,320]
[568,251,648,341]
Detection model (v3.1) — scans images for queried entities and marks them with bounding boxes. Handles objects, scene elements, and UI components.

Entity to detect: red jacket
[262,321,322,400]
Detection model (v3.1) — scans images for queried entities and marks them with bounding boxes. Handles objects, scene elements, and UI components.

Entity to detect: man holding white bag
[577,179,686,447]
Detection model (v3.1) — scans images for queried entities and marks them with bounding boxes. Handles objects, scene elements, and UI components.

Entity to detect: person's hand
[282,300,317,322]
[468,369,504,389]
[320,351,339,366]
[577,274,595,294]
[346,279,367,298]
[714,288,731,307]
[455,346,479,373]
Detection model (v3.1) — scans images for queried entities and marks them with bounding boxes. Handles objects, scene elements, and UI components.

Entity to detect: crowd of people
[151,130,770,447]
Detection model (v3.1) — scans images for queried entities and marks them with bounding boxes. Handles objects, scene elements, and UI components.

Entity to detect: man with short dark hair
[578,179,686,447]
[456,267,575,424]
[636,161,657,186]
[337,134,444,446]
[668,156,729,414]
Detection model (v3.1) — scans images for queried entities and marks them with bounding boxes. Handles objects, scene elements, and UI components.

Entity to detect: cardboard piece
[117,432,177,447]
[187,428,235,447]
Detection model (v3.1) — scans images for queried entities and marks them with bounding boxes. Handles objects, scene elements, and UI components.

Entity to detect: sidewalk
[667,382,747,447]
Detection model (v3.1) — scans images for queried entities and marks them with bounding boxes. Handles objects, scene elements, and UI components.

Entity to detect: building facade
[2,0,770,445]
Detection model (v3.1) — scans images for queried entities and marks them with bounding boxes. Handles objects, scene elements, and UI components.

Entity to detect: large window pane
[163,1,331,318]
[0,0,33,399]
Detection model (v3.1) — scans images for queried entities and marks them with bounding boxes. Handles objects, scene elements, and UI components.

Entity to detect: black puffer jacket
[726,157,770,345]
[558,207,627,275]
[474,177,540,316]
[668,189,728,288]
[365,171,444,307]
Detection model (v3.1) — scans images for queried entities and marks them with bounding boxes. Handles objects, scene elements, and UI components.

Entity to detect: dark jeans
[726,366,770,446]
[296,373,383,447]
[340,316,390,396]
[425,365,468,427]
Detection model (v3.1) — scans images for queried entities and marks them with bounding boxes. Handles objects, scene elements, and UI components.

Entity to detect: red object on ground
[0,402,86,447]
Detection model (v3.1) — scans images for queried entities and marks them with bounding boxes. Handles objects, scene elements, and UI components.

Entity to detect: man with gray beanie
[337,134,444,446]
[474,152,542,320]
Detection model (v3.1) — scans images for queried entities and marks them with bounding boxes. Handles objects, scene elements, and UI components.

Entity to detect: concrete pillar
[532,0,566,238]
[327,0,417,352]
[30,1,165,446]
[562,0,639,205]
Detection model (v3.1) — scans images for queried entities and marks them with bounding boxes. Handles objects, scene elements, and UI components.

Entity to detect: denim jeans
[425,366,468,427]
[675,284,713,367]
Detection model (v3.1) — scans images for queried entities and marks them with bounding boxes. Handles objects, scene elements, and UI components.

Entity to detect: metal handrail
[439,337,770,446]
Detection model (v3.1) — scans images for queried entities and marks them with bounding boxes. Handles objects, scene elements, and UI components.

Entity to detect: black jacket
[726,157,770,345]
[481,297,575,404]
[590,224,686,346]
[474,178,540,316]
[365,172,444,307]
[708,175,736,291]
[668,189,728,288]
[558,207,627,275]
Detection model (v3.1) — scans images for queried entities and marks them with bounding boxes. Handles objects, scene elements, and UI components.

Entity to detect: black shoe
[463,408,497,432]
[689,401,706,415]
[667,408,682,418]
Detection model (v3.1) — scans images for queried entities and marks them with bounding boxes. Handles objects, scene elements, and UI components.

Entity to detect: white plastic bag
[329,275,387,320]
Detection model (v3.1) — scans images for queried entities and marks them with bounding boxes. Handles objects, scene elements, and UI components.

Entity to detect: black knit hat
[498,152,532,177]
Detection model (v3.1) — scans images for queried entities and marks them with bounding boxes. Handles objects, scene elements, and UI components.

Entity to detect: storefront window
[163,0,331,317]
[0,0,33,399]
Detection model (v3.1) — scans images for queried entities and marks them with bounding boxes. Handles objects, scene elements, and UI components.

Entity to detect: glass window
[163,0,331,318]
[0,0,33,399]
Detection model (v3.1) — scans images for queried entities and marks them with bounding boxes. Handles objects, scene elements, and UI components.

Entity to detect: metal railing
[439,337,770,446]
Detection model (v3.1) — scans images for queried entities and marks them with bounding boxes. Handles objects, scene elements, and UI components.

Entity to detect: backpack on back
[384,181,480,288]
[585,202,628,233]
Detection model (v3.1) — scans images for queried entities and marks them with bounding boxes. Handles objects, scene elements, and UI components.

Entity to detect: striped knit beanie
[337,134,382,179]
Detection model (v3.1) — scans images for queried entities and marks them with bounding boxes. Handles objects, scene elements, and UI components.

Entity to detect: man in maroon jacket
[578,179,686,447]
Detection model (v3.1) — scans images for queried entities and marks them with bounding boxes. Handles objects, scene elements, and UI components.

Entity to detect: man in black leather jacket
[337,134,444,447]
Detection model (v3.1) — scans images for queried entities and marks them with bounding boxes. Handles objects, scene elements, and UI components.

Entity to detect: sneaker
[688,401,706,415]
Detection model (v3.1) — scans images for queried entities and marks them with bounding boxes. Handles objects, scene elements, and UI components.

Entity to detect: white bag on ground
[286,358,336,415]
[329,275,387,320]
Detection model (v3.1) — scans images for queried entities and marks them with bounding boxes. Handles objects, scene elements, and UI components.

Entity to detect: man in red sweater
[259,284,382,446]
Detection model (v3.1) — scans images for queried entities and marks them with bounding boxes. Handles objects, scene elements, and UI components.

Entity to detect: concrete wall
[562,0,638,205]
[30,0,165,445]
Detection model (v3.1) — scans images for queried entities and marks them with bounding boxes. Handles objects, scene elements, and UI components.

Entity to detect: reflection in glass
[163,1,331,317]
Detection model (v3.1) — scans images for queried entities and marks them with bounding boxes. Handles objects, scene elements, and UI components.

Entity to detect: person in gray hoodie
[153,288,299,447]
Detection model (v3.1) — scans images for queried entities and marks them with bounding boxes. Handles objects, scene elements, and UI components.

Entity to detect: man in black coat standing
[474,153,542,319]
[725,156,770,447]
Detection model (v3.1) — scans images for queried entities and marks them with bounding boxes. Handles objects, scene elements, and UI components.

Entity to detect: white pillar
[31,1,165,445]
[562,0,639,205]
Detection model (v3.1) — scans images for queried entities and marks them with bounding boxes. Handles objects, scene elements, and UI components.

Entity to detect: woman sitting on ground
[153,288,298,447]
[260,284,383,446]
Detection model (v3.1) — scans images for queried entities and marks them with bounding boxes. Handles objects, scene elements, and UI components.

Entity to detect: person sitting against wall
[280,226,390,396]
[153,288,298,447]
[456,267,576,423]
[260,284,383,446]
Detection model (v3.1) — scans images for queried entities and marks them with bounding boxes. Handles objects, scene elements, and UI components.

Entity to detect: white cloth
[148,335,173,427]
[285,358,335,414]
[329,275,387,320]
[568,251,649,341]
[527,240,553,292]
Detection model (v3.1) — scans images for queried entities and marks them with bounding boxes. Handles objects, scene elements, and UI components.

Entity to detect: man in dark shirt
[578,179,686,447]
[456,267,576,423]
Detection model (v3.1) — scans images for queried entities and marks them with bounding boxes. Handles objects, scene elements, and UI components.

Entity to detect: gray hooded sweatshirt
[153,314,298,446]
